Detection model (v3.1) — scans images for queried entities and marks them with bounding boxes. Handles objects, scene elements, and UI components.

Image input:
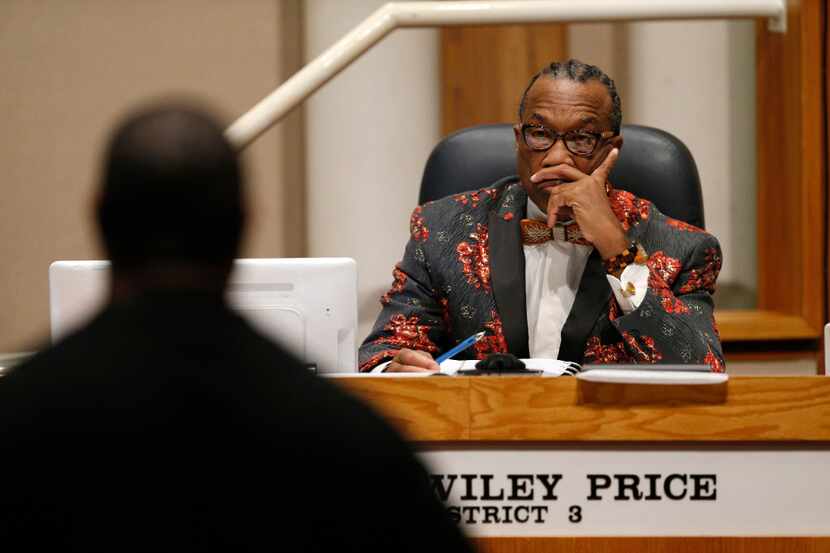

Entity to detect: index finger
[395,348,440,371]
[591,148,619,183]
[386,361,437,373]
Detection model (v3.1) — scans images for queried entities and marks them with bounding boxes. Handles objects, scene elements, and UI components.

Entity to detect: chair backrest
[419,123,705,228]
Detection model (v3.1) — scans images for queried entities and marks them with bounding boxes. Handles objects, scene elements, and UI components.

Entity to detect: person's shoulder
[651,209,719,248]
[271,372,473,551]
[407,177,520,245]
[229,320,409,439]
[0,308,114,390]
[616,190,719,248]
[416,177,518,219]
[261,361,410,446]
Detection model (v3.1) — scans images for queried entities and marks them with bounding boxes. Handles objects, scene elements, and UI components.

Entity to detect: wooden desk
[335,376,830,552]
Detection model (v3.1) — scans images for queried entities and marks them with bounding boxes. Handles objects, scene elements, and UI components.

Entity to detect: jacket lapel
[488,179,529,358]
[558,250,611,363]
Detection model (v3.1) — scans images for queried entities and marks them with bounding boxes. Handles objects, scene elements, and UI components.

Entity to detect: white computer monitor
[48,258,358,373]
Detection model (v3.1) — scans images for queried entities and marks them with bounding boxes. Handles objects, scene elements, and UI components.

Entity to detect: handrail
[225,0,786,149]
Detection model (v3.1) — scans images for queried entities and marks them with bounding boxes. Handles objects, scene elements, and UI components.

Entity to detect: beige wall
[569,21,758,307]
[304,0,440,344]
[0,0,303,351]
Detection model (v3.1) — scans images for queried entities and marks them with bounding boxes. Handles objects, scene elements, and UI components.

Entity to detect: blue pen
[435,331,487,364]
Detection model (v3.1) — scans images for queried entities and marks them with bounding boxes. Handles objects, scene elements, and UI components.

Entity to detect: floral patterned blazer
[359,177,725,373]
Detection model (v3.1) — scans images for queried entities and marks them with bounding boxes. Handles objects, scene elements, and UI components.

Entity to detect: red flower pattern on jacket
[609,189,650,230]
[608,298,621,322]
[659,289,690,314]
[679,247,721,294]
[439,297,452,333]
[584,336,627,364]
[456,223,491,292]
[585,333,675,365]
[453,193,472,207]
[380,266,407,306]
[373,314,439,353]
[656,289,690,314]
[453,187,499,209]
[410,206,429,242]
[359,348,399,373]
[666,218,705,233]
[647,251,682,288]
[622,331,663,363]
[473,310,509,358]
[454,191,482,209]
[704,345,725,373]
[644,251,689,314]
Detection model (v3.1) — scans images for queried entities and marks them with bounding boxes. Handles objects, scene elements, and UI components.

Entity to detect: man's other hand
[386,348,441,373]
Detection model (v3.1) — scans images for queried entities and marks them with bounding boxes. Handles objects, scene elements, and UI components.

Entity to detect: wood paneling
[441,24,567,135]
[825,0,830,375]
[753,0,826,339]
[335,376,830,442]
[278,0,307,257]
[716,309,818,340]
[473,537,830,553]
[336,376,470,441]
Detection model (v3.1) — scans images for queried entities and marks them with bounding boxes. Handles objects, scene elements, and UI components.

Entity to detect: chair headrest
[419,123,705,228]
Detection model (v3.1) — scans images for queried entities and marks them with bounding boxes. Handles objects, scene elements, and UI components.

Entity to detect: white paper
[577,369,728,385]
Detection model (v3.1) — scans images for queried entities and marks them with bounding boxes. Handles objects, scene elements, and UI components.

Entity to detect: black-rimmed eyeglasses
[520,124,616,157]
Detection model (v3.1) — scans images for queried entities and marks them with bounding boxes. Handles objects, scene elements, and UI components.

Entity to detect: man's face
[514,77,622,218]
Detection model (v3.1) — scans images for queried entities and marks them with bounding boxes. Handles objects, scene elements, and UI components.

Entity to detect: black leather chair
[418,123,705,228]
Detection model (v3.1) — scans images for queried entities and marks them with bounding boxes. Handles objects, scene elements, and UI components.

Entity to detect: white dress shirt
[523,200,593,358]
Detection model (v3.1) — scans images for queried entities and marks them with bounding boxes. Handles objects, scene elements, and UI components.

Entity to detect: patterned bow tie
[520,218,591,246]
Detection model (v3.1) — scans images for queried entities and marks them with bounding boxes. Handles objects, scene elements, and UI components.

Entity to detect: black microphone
[457,353,542,375]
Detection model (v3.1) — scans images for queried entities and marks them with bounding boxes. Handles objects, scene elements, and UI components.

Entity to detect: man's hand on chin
[386,348,441,373]
[530,148,629,259]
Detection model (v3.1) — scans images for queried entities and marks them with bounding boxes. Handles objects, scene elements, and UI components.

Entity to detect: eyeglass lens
[523,127,598,156]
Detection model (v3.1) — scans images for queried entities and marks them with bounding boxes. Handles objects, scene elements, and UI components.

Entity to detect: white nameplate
[418,446,830,536]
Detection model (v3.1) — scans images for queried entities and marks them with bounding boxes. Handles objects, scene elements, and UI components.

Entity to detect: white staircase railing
[225,0,786,150]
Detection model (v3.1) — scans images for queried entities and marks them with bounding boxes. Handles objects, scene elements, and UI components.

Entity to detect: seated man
[0,104,472,552]
[360,59,724,373]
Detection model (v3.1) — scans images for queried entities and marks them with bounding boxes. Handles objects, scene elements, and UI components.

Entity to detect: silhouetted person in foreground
[0,104,472,552]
